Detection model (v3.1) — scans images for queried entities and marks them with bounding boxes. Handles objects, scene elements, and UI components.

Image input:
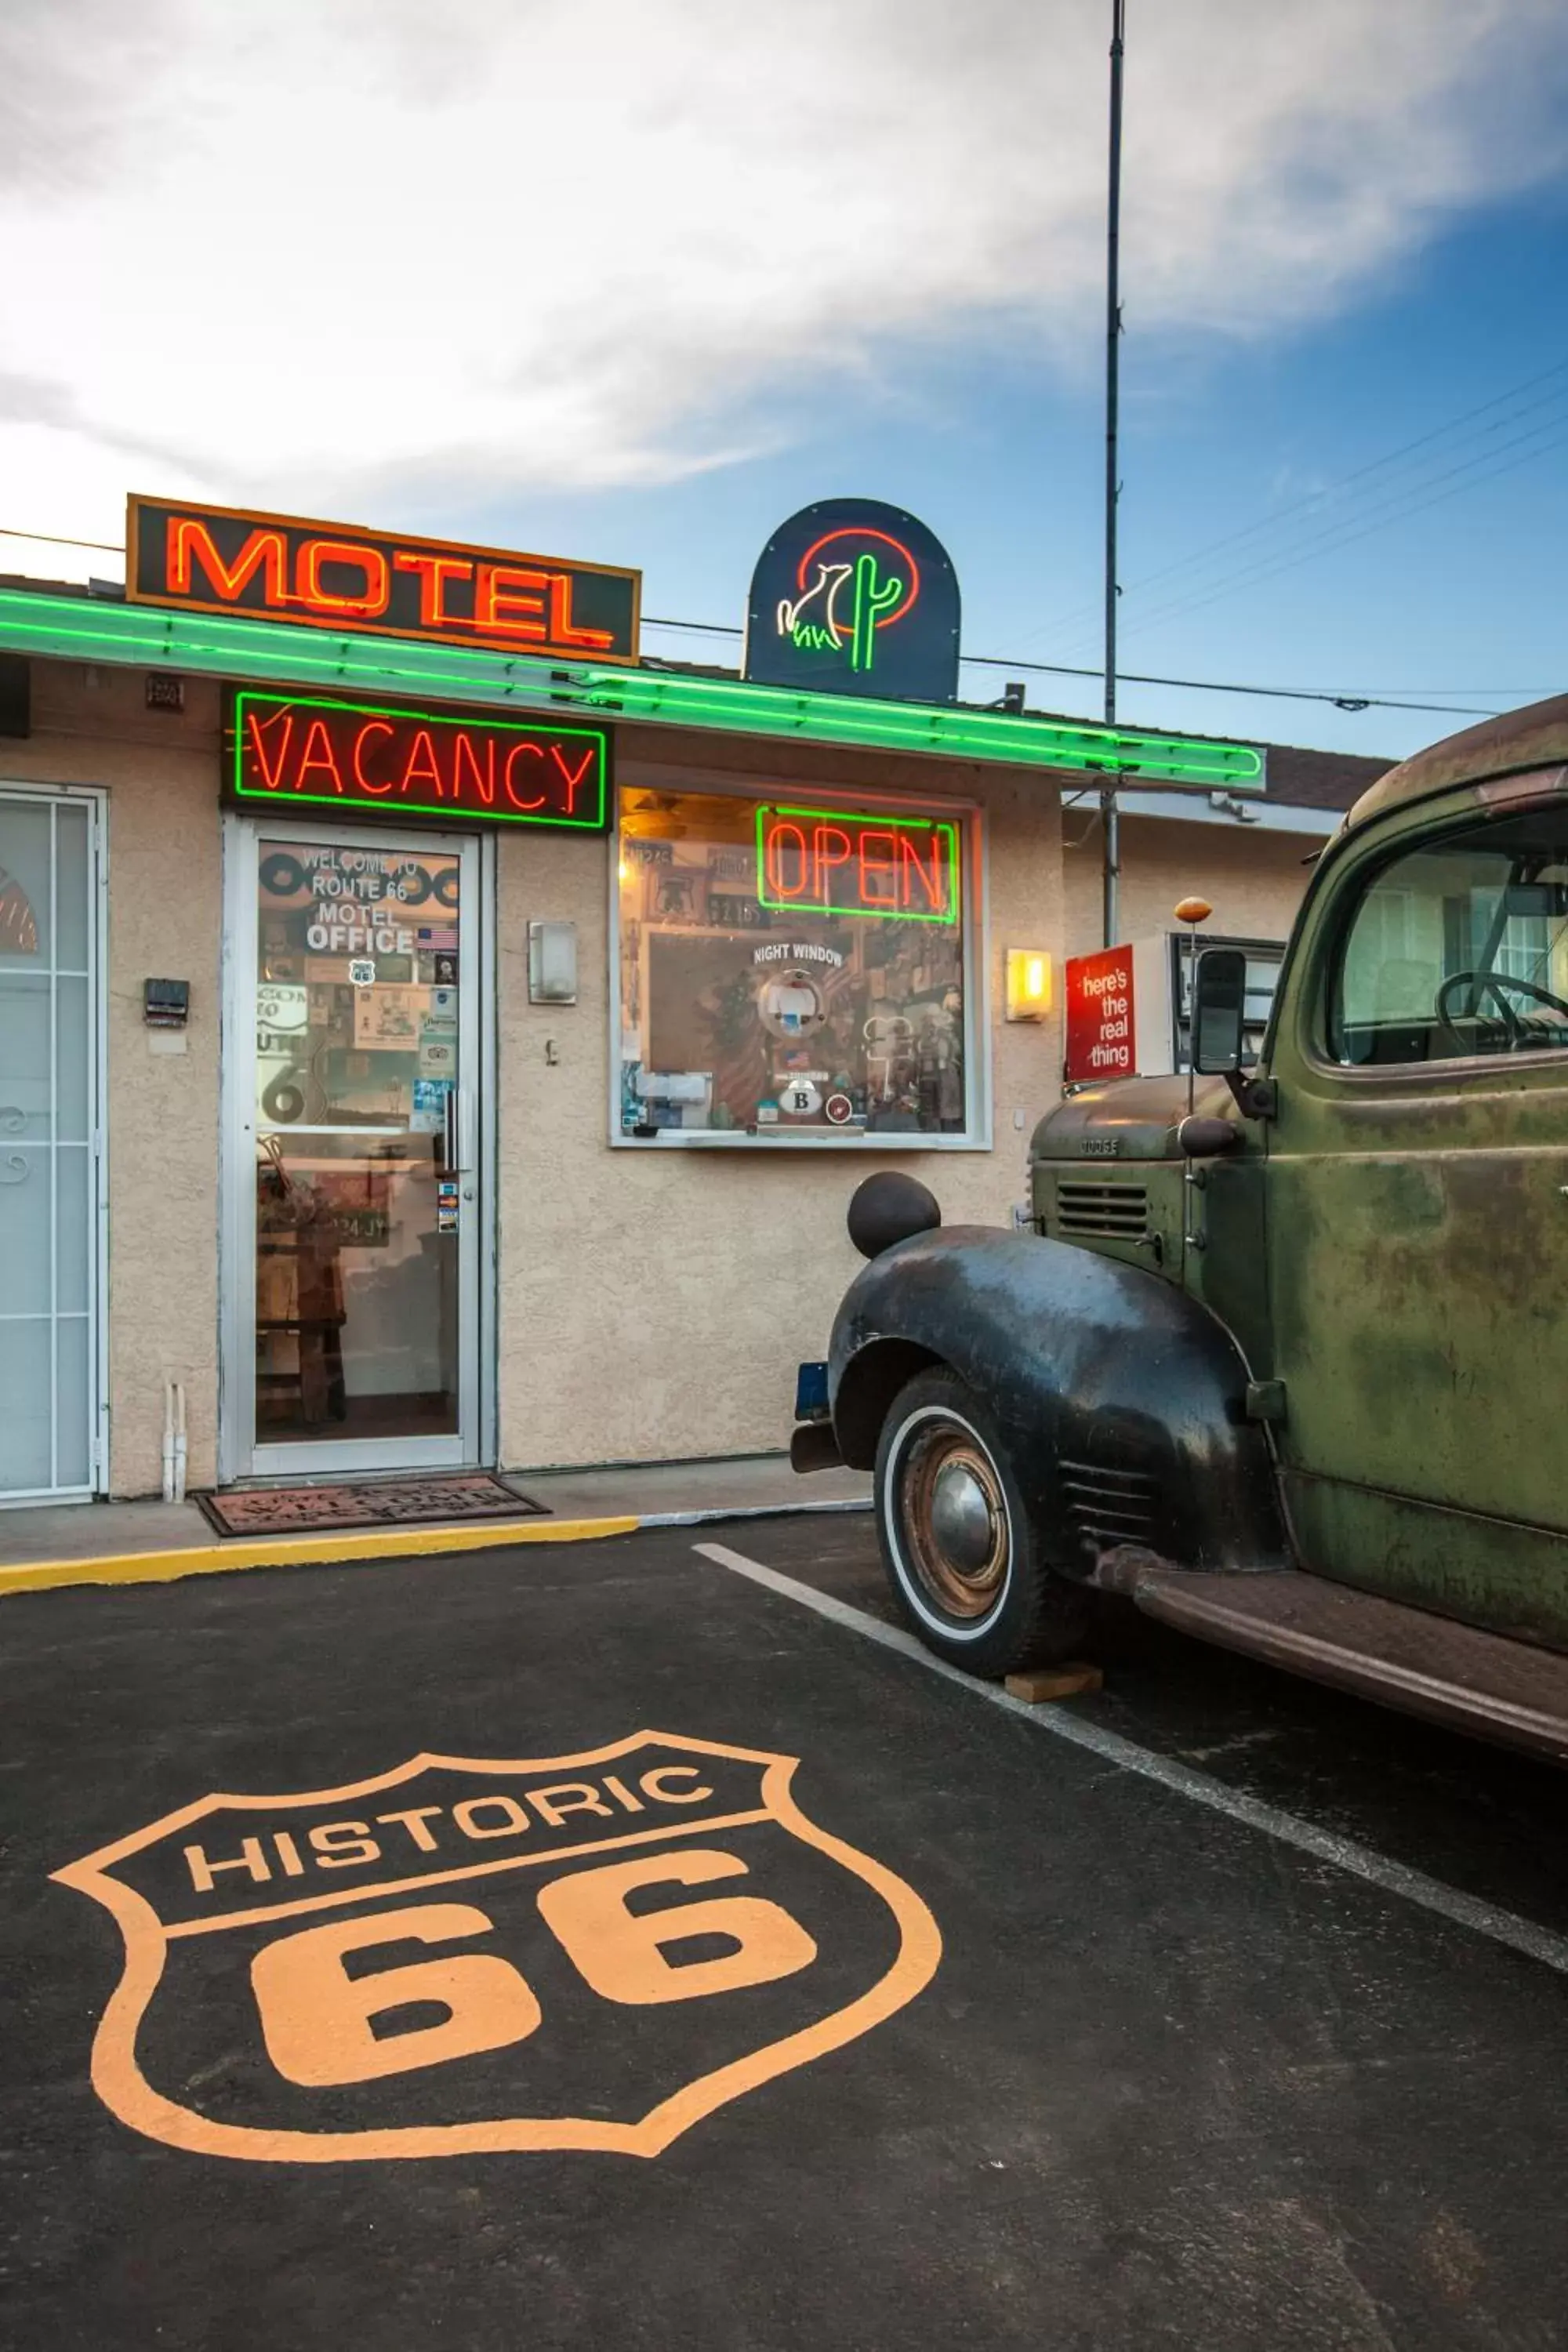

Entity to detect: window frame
[606,766,992,1151]
[1308,795,1568,1082]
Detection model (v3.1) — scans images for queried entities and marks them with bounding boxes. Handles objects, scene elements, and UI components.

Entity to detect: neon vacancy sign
[755,805,960,925]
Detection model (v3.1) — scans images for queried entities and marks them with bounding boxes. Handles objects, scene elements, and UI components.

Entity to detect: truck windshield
[1330,807,1568,1066]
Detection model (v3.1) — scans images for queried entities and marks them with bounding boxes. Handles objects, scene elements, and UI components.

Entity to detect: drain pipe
[162,1380,188,1504]
[174,1381,187,1504]
[162,1381,175,1502]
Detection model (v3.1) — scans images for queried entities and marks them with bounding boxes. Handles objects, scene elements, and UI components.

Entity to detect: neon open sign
[230,691,611,831]
[756,804,960,924]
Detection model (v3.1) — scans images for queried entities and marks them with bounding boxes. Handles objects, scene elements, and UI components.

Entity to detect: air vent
[1054,1181,1149,1241]
[1058,1460,1160,1551]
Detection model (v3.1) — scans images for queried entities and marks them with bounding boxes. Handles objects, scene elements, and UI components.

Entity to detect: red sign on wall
[230,692,611,831]
[1064,946,1137,1082]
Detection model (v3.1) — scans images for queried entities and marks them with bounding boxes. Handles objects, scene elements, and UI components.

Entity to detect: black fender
[828,1226,1289,1578]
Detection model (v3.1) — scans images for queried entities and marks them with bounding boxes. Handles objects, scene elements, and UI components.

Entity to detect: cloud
[2,0,1566,570]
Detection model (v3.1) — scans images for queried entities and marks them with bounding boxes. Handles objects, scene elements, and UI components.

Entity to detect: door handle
[442,1086,472,1175]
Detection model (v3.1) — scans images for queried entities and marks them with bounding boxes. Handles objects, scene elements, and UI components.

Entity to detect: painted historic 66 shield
[53,1733,941,2164]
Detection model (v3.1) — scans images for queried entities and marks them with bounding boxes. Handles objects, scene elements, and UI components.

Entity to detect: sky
[2,0,1567,760]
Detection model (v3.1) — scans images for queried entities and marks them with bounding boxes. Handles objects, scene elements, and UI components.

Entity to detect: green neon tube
[0,589,1266,789]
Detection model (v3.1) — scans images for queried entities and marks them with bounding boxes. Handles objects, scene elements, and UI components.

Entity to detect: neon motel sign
[129,495,641,663]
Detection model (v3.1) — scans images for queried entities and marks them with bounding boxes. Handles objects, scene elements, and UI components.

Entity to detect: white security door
[0,788,103,1500]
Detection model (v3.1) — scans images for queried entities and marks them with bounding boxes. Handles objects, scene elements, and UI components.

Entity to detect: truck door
[1265,786,1568,1648]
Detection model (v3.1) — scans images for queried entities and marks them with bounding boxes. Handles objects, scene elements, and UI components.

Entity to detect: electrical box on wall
[528,920,578,1004]
[143,978,191,1029]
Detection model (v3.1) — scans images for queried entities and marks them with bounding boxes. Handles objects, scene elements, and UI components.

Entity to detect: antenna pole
[1101,0,1126,948]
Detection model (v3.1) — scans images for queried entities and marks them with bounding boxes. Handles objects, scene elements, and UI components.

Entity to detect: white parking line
[694,1540,1568,1978]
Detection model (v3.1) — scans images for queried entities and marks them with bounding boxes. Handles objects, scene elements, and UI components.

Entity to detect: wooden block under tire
[1004,1663,1104,1703]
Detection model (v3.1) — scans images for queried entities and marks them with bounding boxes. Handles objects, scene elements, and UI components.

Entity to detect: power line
[644,615,737,635]
[0,526,126,554]
[956,653,1495,718]
[0,536,1516,724]
[642,618,1497,717]
[1120,361,1568,616]
[1112,412,1568,645]
[1023,352,1568,648]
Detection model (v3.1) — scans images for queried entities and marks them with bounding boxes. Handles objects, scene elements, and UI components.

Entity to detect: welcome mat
[194,1473,549,1540]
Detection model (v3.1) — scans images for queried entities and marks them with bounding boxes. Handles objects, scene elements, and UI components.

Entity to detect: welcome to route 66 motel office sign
[53,1732,940,2163]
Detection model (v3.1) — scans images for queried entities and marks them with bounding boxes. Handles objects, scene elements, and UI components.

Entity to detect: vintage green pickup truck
[794,695,1568,1761]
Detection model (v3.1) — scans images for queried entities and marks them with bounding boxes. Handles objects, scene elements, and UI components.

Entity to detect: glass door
[227,820,483,1476]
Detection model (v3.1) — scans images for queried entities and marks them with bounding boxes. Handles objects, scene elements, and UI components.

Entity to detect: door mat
[194,1474,549,1539]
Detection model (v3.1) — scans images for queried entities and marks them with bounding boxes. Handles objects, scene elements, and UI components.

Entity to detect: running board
[1128,1566,1568,1765]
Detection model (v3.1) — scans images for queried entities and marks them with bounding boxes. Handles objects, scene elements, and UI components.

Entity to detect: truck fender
[828,1225,1288,1579]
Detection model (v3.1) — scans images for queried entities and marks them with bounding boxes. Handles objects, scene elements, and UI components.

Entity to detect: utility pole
[1101,0,1126,948]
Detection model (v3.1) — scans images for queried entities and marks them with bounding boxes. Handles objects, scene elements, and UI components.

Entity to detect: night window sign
[743,499,960,705]
[616,783,977,1146]
[128,494,640,663]
[756,805,959,925]
[230,691,611,832]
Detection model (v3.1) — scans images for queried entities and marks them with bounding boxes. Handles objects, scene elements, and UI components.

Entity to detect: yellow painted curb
[0,1514,641,1598]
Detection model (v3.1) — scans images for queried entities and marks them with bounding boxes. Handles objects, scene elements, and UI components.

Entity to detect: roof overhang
[0,586,1266,793]
[1096,786,1341,837]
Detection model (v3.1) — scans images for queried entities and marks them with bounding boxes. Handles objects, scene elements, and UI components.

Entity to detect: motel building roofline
[0,515,1392,1508]
[0,568,1390,823]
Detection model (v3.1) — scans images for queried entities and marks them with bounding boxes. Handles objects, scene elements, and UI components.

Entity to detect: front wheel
[875,1370,1091,1677]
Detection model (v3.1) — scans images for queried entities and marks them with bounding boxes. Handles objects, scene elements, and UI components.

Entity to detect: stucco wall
[14,660,224,1495]
[10,667,1066,1486]
[496,728,1065,1468]
[9,659,1336,1486]
[1062,809,1320,960]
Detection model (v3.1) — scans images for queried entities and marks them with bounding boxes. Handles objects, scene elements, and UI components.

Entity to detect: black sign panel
[743,499,960,704]
[128,495,640,664]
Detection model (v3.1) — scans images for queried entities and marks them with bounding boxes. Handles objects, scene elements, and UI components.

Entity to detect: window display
[616,785,976,1141]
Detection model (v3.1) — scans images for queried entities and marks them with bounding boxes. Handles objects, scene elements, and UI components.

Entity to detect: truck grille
[1058,1460,1160,1551]
[1054,1181,1149,1242]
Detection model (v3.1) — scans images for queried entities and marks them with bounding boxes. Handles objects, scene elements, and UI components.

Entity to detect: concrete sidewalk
[0,1454,870,1594]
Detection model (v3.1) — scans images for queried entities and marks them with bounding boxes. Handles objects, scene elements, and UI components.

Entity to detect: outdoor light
[1005,949,1054,1022]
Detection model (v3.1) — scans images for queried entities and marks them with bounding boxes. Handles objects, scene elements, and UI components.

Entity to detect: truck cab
[797,695,1568,1760]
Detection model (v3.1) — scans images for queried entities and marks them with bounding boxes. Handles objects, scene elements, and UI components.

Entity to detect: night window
[615,785,979,1142]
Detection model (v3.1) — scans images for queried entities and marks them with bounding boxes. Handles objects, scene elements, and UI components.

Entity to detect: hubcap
[896,1419,1009,1621]
[930,1462,995,1573]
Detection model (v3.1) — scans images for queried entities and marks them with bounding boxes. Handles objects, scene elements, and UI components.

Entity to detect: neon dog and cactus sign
[776,529,916,674]
[746,499,960,704]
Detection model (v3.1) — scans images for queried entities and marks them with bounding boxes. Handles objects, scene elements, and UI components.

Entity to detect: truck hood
[1029,1073,1235,1163]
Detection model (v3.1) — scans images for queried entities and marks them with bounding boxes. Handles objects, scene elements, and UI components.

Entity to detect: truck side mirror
[1192,947,1248,1073]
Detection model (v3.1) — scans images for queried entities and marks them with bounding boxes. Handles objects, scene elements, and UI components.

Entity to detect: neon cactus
[849,554,904,673]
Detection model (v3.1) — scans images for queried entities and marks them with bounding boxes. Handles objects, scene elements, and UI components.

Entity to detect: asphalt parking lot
[4,1515,1567,2351]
